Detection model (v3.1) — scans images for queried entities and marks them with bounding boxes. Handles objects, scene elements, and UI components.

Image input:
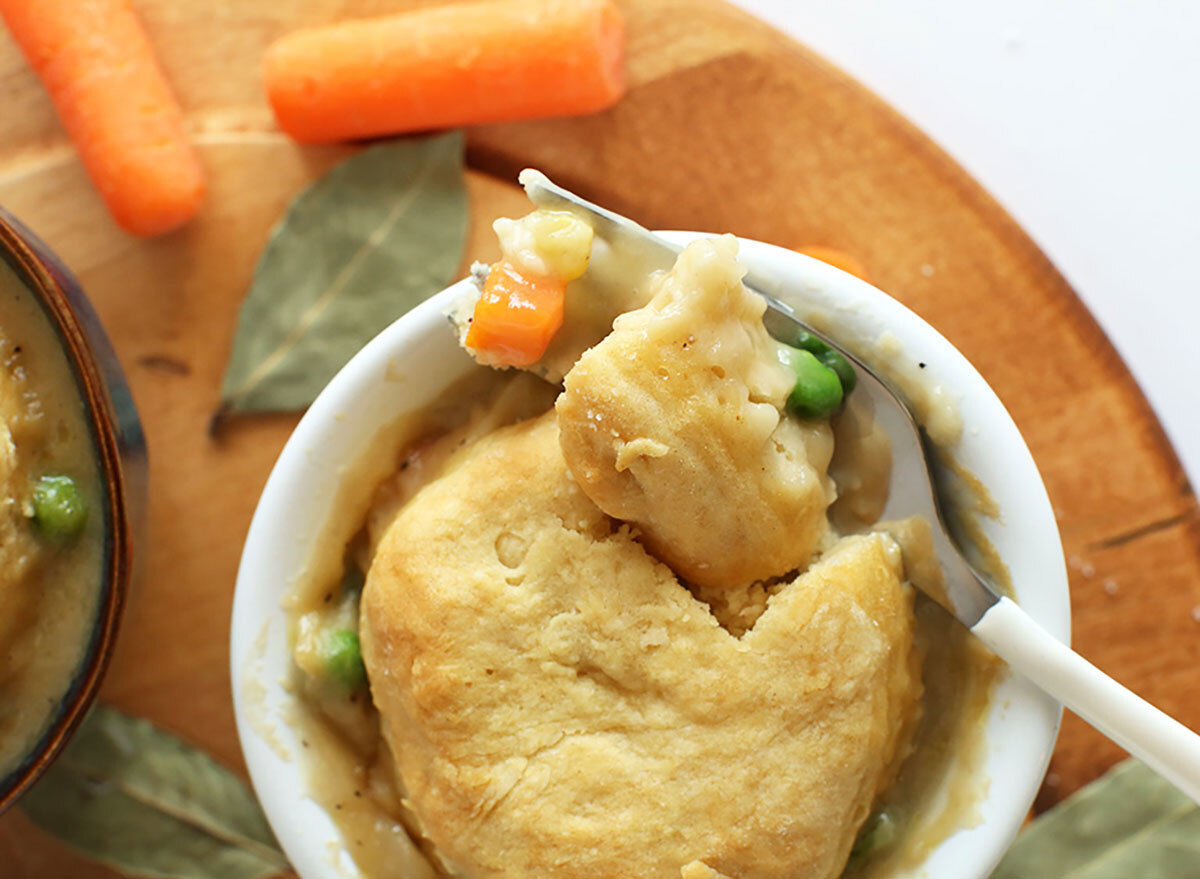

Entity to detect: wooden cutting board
[1,1,1197,873]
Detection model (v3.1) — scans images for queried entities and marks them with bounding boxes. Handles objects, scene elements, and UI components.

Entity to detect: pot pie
[287,205,998,879]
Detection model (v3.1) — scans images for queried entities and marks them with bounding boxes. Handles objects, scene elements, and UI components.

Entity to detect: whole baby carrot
[264,0,625,144]
[0,0,206,236]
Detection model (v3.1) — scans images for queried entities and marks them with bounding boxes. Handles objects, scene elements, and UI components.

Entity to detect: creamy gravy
[0,258,105,776]
[282,367,999,879]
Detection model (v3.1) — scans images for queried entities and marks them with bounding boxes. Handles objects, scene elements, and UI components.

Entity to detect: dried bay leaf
[20,705,290,879]
[218,132,468,418]
[38,703,279,853]
[990,759,1200,879]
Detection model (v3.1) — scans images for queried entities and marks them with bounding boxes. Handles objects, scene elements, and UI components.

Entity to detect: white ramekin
[231,233,1068,879]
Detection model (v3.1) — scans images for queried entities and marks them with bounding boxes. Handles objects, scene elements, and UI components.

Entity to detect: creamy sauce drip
[828,393,894,534]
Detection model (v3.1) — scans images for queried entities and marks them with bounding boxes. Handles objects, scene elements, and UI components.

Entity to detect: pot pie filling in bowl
[0,257,104,775]
[0,213,142,809]
[234,194,1067,879]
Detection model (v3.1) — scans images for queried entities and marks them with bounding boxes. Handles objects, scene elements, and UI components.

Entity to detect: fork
[520,169,1200,805]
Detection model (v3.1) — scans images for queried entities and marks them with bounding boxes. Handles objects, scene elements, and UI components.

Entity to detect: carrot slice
[264,0,625,144]
[797,245,870,282]
[465,261,566,368]
[0,0,205,237]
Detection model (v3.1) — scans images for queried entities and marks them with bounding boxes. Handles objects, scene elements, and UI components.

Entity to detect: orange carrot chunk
[796,246,870,282]
[465,261,566,368]
[264,0,625,144]
[0,0,205,236]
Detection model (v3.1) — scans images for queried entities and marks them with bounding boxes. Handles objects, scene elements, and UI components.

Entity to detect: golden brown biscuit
[557,237,834,590]
[361,412,921,879]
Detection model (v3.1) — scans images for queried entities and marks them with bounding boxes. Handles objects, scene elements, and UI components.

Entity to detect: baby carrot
[264,0,625,144]
[797,245,870,282]
[0,0,205,236]
[465,261,566,368]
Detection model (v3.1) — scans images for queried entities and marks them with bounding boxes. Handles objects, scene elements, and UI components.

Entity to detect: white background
[733,0,1200,487]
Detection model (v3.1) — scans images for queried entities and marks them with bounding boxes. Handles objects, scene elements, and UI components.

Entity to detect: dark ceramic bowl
[0,210,145,812]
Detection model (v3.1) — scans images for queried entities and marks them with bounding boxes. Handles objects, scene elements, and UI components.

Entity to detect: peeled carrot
[0,0,205,236]
[465,261,566,367]
[264,0,625,144]
[797,246,870,282]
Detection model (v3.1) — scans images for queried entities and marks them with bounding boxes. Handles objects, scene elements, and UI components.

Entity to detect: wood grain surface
[0,0,1196,874]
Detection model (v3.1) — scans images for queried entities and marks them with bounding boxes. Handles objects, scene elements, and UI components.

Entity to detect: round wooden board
[0,1,1197,873]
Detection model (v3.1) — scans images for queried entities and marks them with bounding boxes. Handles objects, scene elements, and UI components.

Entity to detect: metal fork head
[522,169,1002,628]
[852,368,1000,626]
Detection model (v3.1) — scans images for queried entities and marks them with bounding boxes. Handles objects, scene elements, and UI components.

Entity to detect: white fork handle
[972,596,1200,804]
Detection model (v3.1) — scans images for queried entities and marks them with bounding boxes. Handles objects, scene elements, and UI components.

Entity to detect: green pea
[818,348,857,394]
[784,328,857,396]
[322,629,367,692]
[32,474,88,541]
[850,811,896,860]
[779,346,843,418]
[787,328,834,359]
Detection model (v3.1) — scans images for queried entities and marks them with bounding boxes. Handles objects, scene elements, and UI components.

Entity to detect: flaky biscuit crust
[362,413,921,879]
[558,237,833,590]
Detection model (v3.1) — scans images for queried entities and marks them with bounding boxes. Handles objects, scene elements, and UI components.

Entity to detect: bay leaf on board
[990,759,1200,879]
[20,704,290,879]
[218,131,469,419]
